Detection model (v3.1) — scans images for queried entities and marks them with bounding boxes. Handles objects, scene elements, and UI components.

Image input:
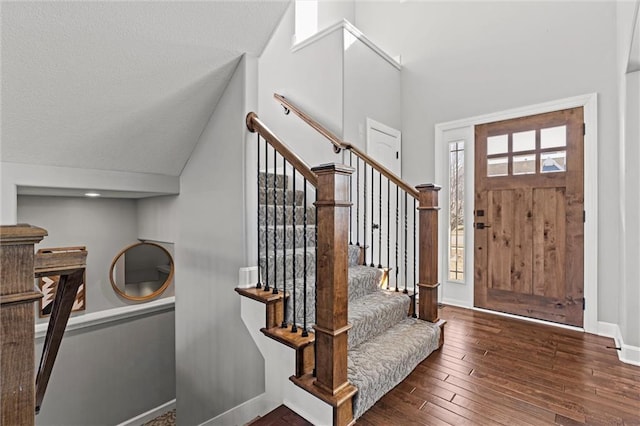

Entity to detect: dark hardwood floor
[251,305,640,425]
[358,305,640,426]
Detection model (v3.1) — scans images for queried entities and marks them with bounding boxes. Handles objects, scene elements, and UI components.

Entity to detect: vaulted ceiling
[1,1,289,176]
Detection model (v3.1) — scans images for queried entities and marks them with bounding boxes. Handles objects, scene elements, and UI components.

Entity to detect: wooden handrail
[246,112,318,187]
[274,94,420,199]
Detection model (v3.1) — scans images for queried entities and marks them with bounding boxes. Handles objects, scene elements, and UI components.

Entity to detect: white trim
[35,296,175,340]
[598,321,640,366]
[199,393,276,426]
[292,19,402,70]
[435,93,599,334]
[117,399,175,426]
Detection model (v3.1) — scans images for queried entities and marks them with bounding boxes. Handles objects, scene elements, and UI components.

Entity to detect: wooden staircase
[236,108,445,425]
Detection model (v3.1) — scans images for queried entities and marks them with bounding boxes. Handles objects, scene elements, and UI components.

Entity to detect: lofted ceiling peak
[1,1,289,176]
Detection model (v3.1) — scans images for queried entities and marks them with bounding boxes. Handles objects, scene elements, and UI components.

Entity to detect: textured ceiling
[1,1,289,176]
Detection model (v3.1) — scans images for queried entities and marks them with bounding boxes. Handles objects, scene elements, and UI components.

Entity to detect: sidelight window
[449,141,465,281]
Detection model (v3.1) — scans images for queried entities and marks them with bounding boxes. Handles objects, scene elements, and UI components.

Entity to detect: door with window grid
[474,107,584,327]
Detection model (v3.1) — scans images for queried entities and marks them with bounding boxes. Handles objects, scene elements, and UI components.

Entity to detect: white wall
[175,56,264,425]
[137,195,179,243]
[621,71,640,348]
[0,162,179,225]
[18,196,135,315]
[343,28,401,151]
[34,309,175,426]
[355,1,622,325]
[617,0,640,350]
[259,3,344,168]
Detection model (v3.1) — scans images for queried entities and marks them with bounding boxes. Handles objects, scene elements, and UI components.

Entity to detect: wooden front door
[474,107,584,327]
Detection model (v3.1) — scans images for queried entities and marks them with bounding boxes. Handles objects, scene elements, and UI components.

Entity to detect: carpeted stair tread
[260,205,316,226]
[347,317,441,419]
[259,248,315,283]
[258,172,288,190]
[347,290,411,349]
[348,244,362,266]
[259,188,305,206]
[260,225,316,251]
[348,266,382,301]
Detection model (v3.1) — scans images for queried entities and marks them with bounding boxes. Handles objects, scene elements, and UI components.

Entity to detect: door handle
[475,223,492,229]
[372,223,380,230]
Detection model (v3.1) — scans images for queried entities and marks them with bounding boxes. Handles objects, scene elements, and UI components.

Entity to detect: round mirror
[109,242,174,301]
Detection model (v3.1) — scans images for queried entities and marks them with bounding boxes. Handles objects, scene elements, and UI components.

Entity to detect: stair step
[258,172,287,190]
[348,244,363,266]
[261,325,315,377]
[235,287,286,329]
[260,225,316,252]
[348,290,411,349]
[259,248,316,284]
[347,317,442,419]
[259,188,305,206]
[348,266,382,302]
[260,205,316,226]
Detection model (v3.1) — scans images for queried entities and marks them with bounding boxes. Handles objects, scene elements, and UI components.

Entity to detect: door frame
[435,93,598,333]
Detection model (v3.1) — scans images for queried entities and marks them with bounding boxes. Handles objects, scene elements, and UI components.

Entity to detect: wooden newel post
[416,184,441,322]
[1,224,48,426]
[311,163,357,426]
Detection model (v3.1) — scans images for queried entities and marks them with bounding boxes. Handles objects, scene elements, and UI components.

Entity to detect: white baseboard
[200,393,278,426]
[598,321,640,366]
[440,297,472,309]
[117,399,175,426]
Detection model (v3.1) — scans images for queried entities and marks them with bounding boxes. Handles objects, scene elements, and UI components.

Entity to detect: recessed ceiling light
[84,192,101,197]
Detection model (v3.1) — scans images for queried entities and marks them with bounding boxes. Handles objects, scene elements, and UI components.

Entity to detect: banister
[246,112,318,187]
[274,94,420,199]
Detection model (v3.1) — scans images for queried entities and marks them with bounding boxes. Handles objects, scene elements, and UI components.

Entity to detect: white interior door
[365,118,402,289]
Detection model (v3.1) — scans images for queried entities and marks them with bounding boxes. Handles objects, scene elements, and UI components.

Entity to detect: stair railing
[248,112,317,335]
[274,94,441,323]
[247,112,357,425]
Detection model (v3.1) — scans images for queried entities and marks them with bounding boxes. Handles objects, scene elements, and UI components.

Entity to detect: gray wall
[259,3,344,168]
[617,1,640,350]
[354,1,622,325]
[17,195,177,425]
[175,56,264,425]
[35,309,175,426]
[17,195,175,318]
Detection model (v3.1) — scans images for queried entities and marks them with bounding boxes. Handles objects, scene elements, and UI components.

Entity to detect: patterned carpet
[144,409,175,426]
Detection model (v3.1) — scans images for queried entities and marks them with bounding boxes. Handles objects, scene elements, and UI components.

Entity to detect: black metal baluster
[302,180,309,337]
[291,170,298,333]
[363,163,367,265]
[272,147,278,295]
[281,159,288,327]
[356,158,360,247]
[395,186,399,292]
[404,192,408,294]
[256,134,262,289]
[413,197,417,317]
[377,171,382,268]
[370,166,375,267]
[387,179,390,290]
[349,152,353,245]
[263,136,270,292]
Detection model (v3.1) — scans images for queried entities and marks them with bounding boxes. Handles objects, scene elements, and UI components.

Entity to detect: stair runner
[258,173,441,419]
